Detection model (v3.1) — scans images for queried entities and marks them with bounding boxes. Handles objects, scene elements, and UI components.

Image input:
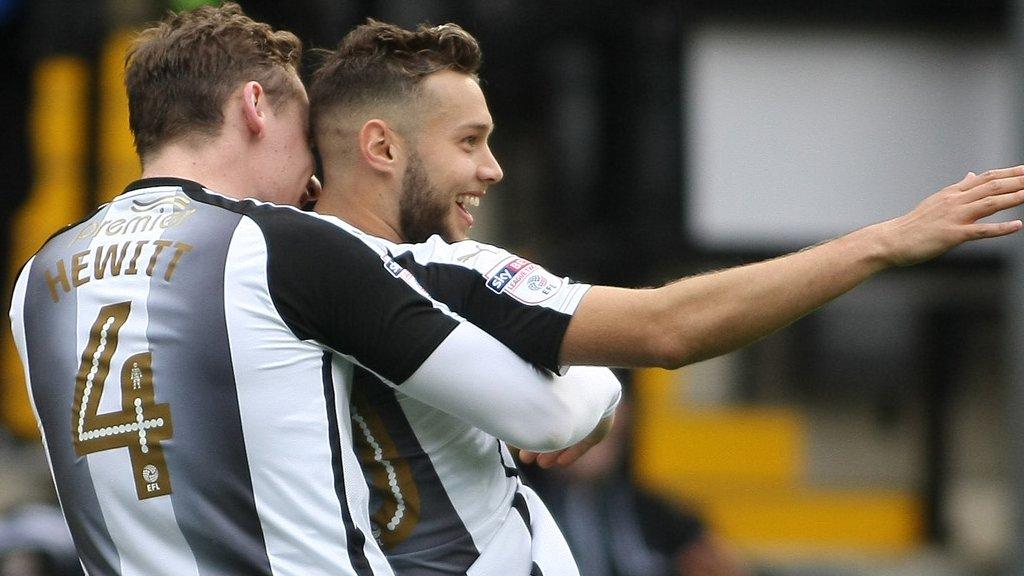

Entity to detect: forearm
[662,223,894,365]
[398,323,621,451]
[561,223,894,368]
[562,166,1024,368]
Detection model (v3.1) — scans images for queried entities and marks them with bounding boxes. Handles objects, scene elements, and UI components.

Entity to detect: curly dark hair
[309,19,482,141]
[125,2,304,159]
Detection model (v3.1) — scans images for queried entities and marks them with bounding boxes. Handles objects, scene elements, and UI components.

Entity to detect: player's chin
[451,223,472,242]
[439,228,470,243]
[443,216,471,242]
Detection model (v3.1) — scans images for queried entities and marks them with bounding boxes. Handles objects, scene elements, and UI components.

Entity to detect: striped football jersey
[347,235,620,575]
[9,178,613,576]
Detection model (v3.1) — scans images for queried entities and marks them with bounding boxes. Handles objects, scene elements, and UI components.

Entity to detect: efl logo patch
[485,257,562,304]
[527,275,548,291]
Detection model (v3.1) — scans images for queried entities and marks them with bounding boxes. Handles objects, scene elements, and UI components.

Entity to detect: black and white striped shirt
[9,178,619,576]
[353,237,618,575]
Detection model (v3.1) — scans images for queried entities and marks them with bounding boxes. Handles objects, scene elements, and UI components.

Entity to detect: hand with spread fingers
[874,166,1024,267]
[560,164,1024,370]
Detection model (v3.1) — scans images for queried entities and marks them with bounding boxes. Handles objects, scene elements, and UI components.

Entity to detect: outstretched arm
[256,209,621,454]
[560,167,1024,368]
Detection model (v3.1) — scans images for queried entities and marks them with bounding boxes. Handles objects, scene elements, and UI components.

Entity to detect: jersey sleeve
[388,236,591,373]
[240,209,615,450]
[247,207,459,384]
[401,323,621,451]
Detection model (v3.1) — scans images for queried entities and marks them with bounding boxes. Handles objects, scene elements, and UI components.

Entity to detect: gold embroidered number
[72,301,173,499]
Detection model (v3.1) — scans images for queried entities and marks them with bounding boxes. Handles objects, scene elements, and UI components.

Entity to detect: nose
[478,146,504,185]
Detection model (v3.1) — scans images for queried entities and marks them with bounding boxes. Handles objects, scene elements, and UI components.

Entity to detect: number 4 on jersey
[72,301,174,500]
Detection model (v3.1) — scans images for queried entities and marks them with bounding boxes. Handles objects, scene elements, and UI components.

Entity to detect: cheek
[288,139,313,173]
[421,148,472,183]
[297,148,314,173]
[459,156,480,179]
[436,160,473,190]
[284,128,311,158]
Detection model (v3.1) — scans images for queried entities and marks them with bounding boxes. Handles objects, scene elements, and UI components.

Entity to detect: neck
[317,184,404,243]
[140,142,248,200]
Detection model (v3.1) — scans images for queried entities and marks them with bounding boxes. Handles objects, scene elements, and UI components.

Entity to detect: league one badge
[485,257,561,304]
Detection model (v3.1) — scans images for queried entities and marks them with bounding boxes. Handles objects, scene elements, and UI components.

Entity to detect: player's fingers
[964,189,1024,220]
[518,450,537,464]
[535,451,563,468]
[962,165,1019,187]
[554,445,589,467]
[301,175,322,206]
[308,174,322,196]
[956,171,978,190]
[964,220,1024,240]
[960,171,1024,202]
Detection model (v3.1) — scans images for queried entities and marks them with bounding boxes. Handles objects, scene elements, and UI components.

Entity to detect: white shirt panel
[223,218,391,576]
[73,204,200,576]
[333,361,398,576]
[393,235,591,319]
[464,505,532,576]
[394,393,512,548]
[337,231,613,574]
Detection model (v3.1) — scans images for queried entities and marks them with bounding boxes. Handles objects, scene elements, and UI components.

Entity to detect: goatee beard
[398,153,454,243]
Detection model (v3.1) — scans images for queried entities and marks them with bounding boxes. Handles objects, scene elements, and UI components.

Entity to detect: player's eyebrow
[459,122,494,134]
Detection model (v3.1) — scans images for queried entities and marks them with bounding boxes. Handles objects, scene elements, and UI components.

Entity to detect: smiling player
[307,18,1024,576]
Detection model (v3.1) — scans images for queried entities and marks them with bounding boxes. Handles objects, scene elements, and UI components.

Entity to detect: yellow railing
[633,367,923,555]
[2,57,90,437]
[2,28,139,437]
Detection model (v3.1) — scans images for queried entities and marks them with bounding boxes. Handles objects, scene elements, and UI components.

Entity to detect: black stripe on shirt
[512,492,533,537]
[143,201,273,574]
[322,353,375,576]
[22,243,122,576]
[497,441,519,478]
[174,178,459,384]
[513,492,546,576]
[392,253,572,374]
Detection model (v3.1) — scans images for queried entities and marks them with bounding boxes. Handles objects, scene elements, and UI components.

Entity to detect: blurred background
[3,0,1024,575]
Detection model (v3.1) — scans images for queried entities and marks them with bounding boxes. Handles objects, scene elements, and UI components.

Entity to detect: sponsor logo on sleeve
[485,257,562,304]
[486,258,531,293]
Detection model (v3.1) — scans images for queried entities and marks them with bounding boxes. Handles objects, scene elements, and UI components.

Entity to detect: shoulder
[236,201,389,258]
[390,236,513,272]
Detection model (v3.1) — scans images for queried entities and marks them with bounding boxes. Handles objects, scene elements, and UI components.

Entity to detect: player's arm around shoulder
[402,328,620,452]
[237,207,611,453]
[559,166,1024,369]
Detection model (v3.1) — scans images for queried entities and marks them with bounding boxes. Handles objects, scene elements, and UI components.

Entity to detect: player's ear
[301,175,322,206]
[359,119,400,175]
[241,81,267,137]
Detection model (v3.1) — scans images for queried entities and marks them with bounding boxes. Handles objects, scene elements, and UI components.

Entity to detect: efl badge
[485,257,561,304]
